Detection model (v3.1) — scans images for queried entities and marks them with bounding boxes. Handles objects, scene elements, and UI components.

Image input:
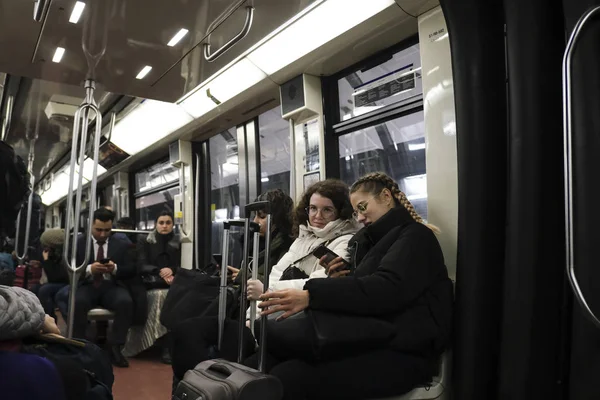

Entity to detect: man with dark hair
[71,207,135,367]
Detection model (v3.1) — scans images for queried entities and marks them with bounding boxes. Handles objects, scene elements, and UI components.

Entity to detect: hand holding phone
[313,244,352,277]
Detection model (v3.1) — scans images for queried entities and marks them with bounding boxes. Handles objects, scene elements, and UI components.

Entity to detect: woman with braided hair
[257,172,453,400]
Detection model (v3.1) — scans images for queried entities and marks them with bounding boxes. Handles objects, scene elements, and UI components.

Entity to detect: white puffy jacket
[248,218,360,319]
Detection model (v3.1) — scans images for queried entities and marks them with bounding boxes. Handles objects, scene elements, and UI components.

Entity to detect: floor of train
[56,313,173,400]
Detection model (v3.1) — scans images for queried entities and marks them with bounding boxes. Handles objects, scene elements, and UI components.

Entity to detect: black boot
[109,345,129,368]
[161,346,172,365]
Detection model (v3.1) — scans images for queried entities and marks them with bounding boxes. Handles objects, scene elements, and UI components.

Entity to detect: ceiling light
[52,47,65,63]
[408,143,426,151]
[111,100,194,155]
[136,65,152,80]
[247,0,395,75]
[69,1,85,24]
[179,58,267,118]
[168,28,189,47]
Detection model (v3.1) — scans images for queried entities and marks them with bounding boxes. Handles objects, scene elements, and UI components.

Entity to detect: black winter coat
[304,206,453,361]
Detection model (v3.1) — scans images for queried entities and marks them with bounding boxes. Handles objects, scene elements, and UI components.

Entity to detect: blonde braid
[351,172,441,234]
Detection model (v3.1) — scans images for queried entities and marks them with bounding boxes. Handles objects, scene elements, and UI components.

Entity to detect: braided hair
[350,172,440,234]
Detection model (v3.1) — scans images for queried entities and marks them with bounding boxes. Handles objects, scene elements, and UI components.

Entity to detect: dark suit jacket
[74,235,148,325]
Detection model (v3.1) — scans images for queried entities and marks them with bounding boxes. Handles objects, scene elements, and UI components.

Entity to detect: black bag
[22,334,114,400]
[174,201,283,400]
[160,267,220,330]
[257,310,395,361]
[140,266,170,290]
[279,265,309,281]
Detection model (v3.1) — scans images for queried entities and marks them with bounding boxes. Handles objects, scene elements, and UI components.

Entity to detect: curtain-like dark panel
[499,1,567,399]
[562,1,600,398]
[438,1,508,398]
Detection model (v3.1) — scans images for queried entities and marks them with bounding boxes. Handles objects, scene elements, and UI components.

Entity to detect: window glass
[135,186,179,230]
[135,159,179,194]
[338,44,421,121]
[210,128,242,267]
[338,111,428,219]
[258,108,291,194]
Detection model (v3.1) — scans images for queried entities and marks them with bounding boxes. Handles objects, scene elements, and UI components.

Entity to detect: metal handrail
[63,79,103,338]
[203,6,254,62]
[178,164,189,236]
[249,230,260,336]
[14,139,36,264]
[111,229,152,235]
[563,5,600,329]
[194,153,200,270]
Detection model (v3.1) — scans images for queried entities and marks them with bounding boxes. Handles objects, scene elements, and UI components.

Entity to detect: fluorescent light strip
[52,47,65,63]
[136,66,152,80]
[69,1,85,24]
[168,28,189,46]
[408,143,426,151]
[247,0,395,75]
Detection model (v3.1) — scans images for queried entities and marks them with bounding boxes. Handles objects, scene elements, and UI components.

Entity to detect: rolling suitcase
[173,201,283,400]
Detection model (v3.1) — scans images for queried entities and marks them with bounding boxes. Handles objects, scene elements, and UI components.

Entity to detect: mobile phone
[313,245,341,264]
[99,258,111,264]
[213,254,223,267]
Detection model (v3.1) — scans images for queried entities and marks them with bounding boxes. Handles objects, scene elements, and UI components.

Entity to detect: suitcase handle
[207,362,234,378]
[245,201,270,214]
[223,219,246,229]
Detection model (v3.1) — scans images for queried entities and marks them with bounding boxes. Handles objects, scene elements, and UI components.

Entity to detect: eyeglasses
[305,205,337,218]
[352,196,376,220]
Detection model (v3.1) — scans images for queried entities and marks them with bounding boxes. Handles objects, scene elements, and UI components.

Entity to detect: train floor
[56,313,173,400]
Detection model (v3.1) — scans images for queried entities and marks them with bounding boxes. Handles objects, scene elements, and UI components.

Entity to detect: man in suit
[72,207,135,367]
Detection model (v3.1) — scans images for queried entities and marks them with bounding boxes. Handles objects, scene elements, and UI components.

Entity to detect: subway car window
[210,128,242,266]
[339,111,428,219]
[258,108,291,194]
[135,159,179,194]
[338,44,422,121]
[135,186,179,230]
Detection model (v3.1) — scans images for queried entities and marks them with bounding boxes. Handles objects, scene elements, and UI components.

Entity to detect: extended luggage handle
[563,5,600,330]
[244,200,272,373]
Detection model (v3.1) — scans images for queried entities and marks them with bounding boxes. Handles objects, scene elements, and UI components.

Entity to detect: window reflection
[135,159,179,194]
[258,108,291,194]
[210,128,242,267]
[338,44,422,121]
[135,186,179,230]
[339,111,428,219]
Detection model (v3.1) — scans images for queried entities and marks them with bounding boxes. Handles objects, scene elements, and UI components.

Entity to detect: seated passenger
[36,228,69,319]
[0,286,67,400]
[255,172,453,400]
[122,211,180,364]
[171,181,359,383]
[70,207,137,368]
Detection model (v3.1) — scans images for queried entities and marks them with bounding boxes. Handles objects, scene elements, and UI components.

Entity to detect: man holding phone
[70,208,136,368]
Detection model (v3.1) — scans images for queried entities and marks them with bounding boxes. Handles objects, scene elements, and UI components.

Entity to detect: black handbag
[140,266,170,290]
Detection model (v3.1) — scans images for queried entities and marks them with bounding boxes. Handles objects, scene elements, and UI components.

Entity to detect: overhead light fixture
[261,177,270,183]
[168,28,189,47]
[111,100,194,155]
[136,65,152,80]
[52,47,65,63]
[179,58,267,118]
[69,1,85,24]
[247,0,395,75]
[408,143,426,151]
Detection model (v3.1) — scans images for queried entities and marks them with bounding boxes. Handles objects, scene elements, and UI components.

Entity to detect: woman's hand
[247,279,264,301]
[259,289,309,321]
[159,268,174,279]
[164,276,174,285]
[227,266,239,280]
[320,256,350,278]
[41,314,61,335]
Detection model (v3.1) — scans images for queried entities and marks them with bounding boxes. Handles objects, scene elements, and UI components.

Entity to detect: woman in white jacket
[247,179,361,314]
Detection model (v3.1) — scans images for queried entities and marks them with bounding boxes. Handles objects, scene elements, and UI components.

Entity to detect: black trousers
[73,281,133,345]
[243,349,431,400]
[171,316,256,380]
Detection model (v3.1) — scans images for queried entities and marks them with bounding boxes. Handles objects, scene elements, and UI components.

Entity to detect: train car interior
[1,0,600,399]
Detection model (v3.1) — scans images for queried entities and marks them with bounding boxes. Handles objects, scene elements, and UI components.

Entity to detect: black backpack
[0,141,31,239]
[22,336,114,400]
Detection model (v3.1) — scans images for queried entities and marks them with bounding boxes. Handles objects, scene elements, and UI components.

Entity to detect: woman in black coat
[136,211,181,363]
[257,172,454,400]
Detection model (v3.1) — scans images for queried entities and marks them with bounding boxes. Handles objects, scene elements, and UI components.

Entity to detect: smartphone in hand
[312,244,352,273]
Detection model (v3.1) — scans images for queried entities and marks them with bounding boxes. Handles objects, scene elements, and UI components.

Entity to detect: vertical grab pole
[218,222,231,351]
[178,164,188,236]
[249,229,260,336]
[14,139,36,265]
[237,218,250,363]
[289,118,296,201]
[64,79,102,338]
[194,154,201,270]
